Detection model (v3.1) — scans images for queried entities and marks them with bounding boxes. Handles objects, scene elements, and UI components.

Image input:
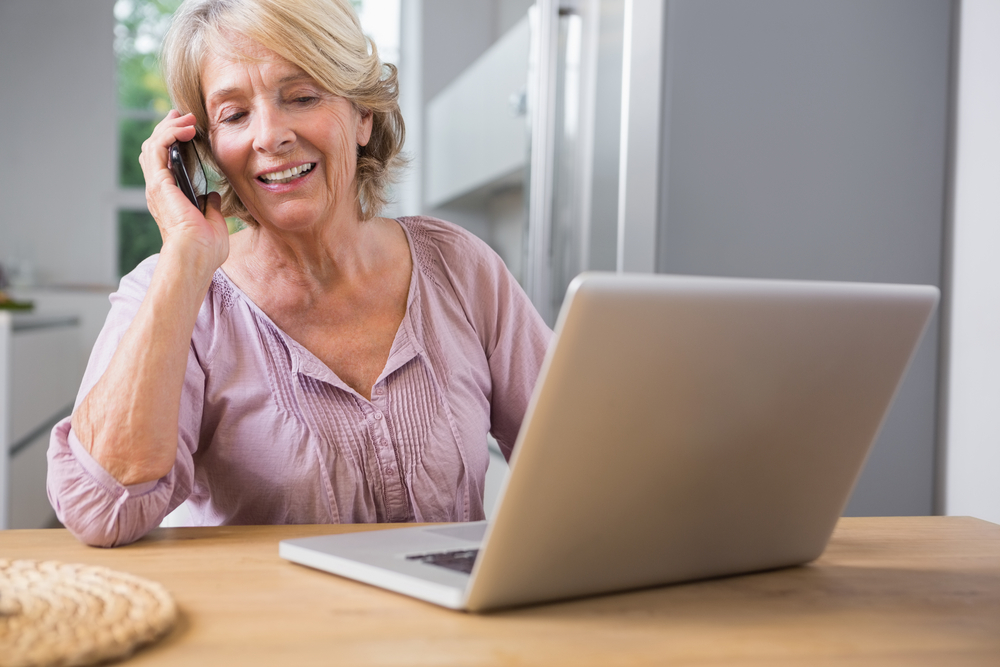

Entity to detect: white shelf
[425,16,530,208]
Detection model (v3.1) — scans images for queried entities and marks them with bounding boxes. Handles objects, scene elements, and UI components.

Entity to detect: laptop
[280,272,938,612]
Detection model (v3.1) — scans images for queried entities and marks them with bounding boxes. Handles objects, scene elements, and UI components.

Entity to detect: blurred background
[1,0,997,529]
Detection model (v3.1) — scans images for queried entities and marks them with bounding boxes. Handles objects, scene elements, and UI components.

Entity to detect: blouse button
[374,412,383,420]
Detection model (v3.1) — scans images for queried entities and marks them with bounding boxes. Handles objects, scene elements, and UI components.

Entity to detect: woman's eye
[292,96,317,105]
[221,111,246,124]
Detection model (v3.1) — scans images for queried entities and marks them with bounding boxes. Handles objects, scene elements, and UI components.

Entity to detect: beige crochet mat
[0,559,177,667]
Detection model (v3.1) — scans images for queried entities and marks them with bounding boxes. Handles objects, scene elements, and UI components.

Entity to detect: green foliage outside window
[115,0,178,275]
[114,0,180,113]
[119,118,160,187]
[116,0,181,192]
[118,210,162,277]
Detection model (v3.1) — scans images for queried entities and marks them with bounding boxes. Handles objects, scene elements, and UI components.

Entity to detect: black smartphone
[168,141,205,213]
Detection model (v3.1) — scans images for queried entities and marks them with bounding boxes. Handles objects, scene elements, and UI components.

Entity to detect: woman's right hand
[139,110,231,278]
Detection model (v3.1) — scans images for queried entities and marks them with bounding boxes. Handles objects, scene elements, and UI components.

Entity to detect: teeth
[260,163,314,184]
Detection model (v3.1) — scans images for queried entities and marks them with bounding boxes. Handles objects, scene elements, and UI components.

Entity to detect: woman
[47,0,551,547]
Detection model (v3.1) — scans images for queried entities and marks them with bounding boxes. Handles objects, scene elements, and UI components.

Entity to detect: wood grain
[1,517,998,666]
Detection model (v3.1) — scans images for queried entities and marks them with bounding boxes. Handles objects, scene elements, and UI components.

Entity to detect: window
[355,0,401,66]
[114,0,181,276]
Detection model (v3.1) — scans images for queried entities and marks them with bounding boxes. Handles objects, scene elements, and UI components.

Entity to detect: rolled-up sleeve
[46,256,205,547]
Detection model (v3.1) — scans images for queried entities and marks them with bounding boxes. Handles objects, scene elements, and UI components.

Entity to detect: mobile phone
[168,141,204,213]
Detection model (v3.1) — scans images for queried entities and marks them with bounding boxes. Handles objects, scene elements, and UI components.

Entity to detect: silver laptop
[280,272,938,612]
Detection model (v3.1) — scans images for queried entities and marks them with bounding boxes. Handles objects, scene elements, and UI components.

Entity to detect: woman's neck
[221,215,408,311]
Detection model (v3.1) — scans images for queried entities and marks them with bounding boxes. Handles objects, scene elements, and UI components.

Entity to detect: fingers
[201,192,226,224]
[139,111,198,186]
[140,111,205,227]
[198,192,232,242]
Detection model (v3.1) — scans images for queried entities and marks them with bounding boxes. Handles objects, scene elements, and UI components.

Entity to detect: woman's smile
[257,162,316,185]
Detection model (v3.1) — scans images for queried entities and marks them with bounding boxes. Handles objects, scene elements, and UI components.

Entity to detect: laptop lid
[461,273,937,610]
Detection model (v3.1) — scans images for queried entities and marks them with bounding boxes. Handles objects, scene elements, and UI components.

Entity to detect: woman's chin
[254,206,332,234]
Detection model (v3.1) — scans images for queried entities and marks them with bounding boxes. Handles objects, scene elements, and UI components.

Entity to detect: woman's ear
[356,108,374,147]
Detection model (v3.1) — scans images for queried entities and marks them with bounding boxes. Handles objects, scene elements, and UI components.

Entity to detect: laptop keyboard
[406,549,480,574]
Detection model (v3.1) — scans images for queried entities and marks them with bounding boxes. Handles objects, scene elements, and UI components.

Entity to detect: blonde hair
[161,0,405,223]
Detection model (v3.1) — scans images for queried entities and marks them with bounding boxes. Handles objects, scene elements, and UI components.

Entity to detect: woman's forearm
[72,242,217,486]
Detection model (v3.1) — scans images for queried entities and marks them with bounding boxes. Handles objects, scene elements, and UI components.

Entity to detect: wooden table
[2,517,999,665]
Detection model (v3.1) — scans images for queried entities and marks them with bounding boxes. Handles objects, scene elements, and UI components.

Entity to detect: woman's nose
[251,107,295,154]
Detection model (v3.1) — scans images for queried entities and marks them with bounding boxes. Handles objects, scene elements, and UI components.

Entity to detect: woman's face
[201,41,373,232]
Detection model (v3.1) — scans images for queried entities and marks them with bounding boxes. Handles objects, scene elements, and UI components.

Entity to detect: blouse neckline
[212,218,425,402]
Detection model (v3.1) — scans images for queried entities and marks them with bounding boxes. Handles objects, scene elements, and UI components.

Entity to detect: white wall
[421,0,497,104]
[0,0,118,287]
[944,0,1000,525]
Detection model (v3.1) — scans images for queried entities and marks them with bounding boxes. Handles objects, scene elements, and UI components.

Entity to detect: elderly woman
[47,0,551,547]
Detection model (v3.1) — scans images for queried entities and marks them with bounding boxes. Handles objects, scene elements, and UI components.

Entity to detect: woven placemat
[0,559,177,667]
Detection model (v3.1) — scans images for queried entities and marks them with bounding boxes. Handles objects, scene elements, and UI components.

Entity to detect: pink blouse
[47,216,552,547]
